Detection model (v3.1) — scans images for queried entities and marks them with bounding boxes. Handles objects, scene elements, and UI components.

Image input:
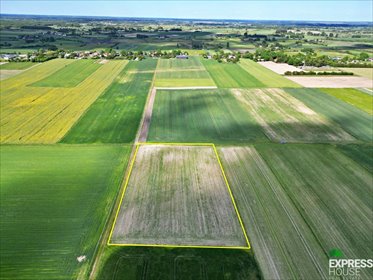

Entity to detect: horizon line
[1,13,372,24]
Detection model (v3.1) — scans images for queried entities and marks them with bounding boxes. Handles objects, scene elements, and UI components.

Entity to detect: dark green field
[0,145,130,279]
[31,60,101,87]
[61,59,157,143]
[94,247,261,280]
[147,89,267,143]
[202,59,265,88]
[286,88,372,142]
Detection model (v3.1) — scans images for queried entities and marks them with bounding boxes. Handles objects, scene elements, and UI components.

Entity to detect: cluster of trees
[201,50,241,63]
[253,49,372,67]
[150,49,188,58]
[285,71,354,76]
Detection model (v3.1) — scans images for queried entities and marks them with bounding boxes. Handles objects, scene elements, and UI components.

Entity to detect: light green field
[0,62,36,70]
[339,67,373,79]
[31,59,102,87]
[0,145,130,279]
[155,57,215,87]
[202,59,265,88]
[320,88,373,114]
[287,88,372,142]
[219,146,328,279]
[232,88,353,142]
[239,59,301,88]
[147,89,267,143]
[257,144,373,280]
[61,59,157,143]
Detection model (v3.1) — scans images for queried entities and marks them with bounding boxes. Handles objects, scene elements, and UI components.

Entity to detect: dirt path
[138,87,157,142]
[155,86,217,90]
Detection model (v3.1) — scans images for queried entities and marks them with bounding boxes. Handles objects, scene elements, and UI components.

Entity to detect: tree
[226,42,230,48]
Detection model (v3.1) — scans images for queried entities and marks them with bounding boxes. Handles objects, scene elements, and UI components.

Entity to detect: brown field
[110,144,246,247]
[285,76,373,88]
[258,61,301,74]
[231,88,353,142]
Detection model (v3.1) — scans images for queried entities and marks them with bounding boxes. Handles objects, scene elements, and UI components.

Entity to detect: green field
[0,62,36,70]
[257,144,373,280]
[287,88,372,142]
[61,59,156,143]
[155,57,215,87]
[338,144,373,173]
[202,59,265,88]
[239,59,300,88]
[147,89,267,143]
[94,247,261,280]
[0,145,130,279]
[232,88,353,143]
[219,146,328,279]
[319,88,373,114]
[31,59,102,87]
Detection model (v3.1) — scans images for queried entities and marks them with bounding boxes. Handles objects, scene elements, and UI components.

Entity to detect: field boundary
[107,142,251,250]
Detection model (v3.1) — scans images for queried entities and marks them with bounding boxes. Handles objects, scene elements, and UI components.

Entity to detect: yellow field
[0,59,127,144]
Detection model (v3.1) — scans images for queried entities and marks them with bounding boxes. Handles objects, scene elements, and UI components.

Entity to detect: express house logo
[329,249,373,280]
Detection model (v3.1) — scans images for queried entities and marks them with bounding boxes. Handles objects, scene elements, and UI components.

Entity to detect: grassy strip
[31,59,102,87]
[0,145,131,279]
[61,59,157,143]
[286,88,372,142]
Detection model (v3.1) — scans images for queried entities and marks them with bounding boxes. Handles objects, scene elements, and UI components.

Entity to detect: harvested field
[258,61,301,74]
[219,146,328,279]
[232,88,353,142]
[110,144,247,247]
[319,88,373,114]
[285,76,373,88]
[1,60,127,144]
[340,68,373,79]
[239,59,301,87]
[0,145,130,279]
[0,70,23,81]
[257,144,373,280]
[61,59,156,143]
[31,59,102,87]
[287,88,372,141]
[155,56,215,87]
[202,59,264,88]
[147,89,267,143]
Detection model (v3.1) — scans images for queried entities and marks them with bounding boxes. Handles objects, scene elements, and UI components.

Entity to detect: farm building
[176,54,189,59]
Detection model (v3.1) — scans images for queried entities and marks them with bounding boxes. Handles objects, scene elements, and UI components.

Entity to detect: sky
[1,1,372,22]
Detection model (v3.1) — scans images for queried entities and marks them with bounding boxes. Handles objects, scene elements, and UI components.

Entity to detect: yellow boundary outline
[107,142,251,250]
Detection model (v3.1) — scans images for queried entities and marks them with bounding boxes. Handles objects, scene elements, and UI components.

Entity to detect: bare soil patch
[286,76,373,88]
